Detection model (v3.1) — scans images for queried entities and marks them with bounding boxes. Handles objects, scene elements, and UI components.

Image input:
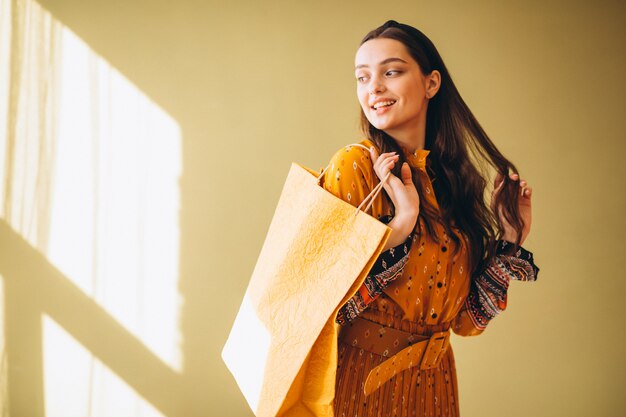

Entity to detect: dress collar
[359,138,430,169]
[405,148,430,169]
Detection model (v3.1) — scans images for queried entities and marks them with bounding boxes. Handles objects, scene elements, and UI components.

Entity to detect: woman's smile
[373,100,396,114]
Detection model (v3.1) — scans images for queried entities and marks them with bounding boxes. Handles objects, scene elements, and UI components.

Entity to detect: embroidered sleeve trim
[336,215,414,326]
[466,242,540,331]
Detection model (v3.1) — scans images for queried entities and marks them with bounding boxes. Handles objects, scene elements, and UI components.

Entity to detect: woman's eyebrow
[355,57,408,70]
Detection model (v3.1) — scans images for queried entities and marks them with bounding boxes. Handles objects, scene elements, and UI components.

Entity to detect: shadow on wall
[0,0,203,415]
[0,221,183,417]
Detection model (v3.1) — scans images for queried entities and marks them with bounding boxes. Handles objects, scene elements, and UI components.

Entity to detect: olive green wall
[15,0,626,415]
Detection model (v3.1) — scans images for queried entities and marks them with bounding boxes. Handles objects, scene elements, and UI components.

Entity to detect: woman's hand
[491,172,533,245]
[369,146,420,220]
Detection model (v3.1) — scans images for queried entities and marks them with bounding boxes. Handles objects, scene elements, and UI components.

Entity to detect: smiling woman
[322,20,540,417]
[354,44,435,139]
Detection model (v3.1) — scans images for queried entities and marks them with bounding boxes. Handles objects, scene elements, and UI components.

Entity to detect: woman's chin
[370,120,396,131]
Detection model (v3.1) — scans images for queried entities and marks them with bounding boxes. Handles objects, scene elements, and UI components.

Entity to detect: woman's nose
[369,78,385,95]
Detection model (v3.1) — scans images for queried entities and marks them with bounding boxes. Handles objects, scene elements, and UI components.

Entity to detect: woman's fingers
[368,146,419,218]
[495,172,531,197]
[522,185,532,198]
[491,170,533,244]
[513,174,530,198]
[494,171,504,189]
[370,147,396,165]
[369,147,400,196]
[373,151,398,173]
[494,177,504,194]
[400,162,413,184]
[384,156,398,169]
[369,146,379,161]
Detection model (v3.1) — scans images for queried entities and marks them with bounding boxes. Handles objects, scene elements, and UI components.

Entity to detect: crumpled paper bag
[222,161,390,417]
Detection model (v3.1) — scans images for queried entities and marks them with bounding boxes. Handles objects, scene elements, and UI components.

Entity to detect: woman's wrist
[382,212,418,251]
[393,211,418,236]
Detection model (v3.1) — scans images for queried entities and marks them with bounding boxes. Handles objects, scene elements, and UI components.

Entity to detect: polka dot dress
[322,139,483,417]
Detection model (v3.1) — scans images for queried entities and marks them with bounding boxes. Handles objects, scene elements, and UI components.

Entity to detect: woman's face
[354,38,434,135]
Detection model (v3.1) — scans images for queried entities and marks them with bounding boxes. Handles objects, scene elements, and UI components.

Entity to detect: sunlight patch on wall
[0,0,9,203]
[43,314,165,417]
[0,0,185,413]
[45,25,183,373]
[0,1,9,413]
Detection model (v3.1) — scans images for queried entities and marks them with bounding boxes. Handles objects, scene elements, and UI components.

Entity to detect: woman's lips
[373,101,395,115]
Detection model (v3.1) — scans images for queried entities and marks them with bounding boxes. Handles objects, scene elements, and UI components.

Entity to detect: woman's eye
[356,76,367,83]
[386,70,401,76]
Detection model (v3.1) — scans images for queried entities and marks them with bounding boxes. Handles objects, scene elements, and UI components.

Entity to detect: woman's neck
[386,130,426,155]
[384,109,428,153]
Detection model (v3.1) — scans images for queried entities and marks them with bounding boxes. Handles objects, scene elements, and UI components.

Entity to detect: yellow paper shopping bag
[221,145,391,417]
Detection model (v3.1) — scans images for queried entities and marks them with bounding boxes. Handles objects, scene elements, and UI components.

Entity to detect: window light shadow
[0,0,185,415]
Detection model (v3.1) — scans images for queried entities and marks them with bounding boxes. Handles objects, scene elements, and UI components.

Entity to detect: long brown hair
[359,20,525,277]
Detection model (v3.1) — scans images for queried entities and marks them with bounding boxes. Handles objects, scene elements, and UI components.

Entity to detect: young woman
[321,20,539,416]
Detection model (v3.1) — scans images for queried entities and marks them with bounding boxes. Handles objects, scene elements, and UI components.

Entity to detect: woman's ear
[425,70,441,99]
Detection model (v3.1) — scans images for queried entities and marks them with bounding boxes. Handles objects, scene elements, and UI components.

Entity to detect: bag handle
[317,143,391,217]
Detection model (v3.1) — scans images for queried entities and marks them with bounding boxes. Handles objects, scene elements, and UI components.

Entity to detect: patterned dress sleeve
[335,215,414,325]
[452,240,540,336]
[320,144,414,326]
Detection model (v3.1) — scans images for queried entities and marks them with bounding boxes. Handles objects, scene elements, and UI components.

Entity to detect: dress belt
[338,316,451,397]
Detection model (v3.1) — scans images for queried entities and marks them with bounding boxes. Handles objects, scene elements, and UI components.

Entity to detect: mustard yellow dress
[321,139,484,417]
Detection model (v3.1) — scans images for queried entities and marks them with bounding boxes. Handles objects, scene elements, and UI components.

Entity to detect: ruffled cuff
[464,241,540,331]
[495,240,540,281]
